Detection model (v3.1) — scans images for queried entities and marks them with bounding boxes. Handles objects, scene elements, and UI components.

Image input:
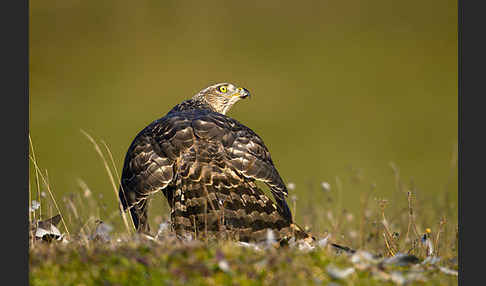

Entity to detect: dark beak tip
[241,88,251,99]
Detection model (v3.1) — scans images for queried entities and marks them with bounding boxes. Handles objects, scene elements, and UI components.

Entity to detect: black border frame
[3,0,29,284]
[458,0,486,284]
[13,0,476,283]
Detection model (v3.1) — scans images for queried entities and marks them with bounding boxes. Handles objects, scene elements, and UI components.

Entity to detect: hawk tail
[171,177,307,242]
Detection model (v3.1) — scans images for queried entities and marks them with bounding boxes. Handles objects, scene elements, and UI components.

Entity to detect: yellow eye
[219,86,228,93]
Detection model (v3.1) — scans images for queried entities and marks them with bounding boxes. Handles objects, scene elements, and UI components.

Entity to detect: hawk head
[192,83,250,115]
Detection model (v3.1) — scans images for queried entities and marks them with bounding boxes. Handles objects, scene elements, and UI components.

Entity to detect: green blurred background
[30,0,457,231]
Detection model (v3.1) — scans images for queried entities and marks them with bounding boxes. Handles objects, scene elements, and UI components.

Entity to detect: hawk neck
[169,99,216,114]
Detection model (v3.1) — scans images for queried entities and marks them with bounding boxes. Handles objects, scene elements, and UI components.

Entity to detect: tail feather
[170,176,310,242]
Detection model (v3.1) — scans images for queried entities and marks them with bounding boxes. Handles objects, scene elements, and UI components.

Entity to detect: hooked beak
[238,87,251,99]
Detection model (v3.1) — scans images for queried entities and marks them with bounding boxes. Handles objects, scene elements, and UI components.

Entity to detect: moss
[30,240,457,286]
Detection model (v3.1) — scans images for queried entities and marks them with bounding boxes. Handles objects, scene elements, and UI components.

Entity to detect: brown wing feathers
[225,125,292,221]
[119,103,306,241]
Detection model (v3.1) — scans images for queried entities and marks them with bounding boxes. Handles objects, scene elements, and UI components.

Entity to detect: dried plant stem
[443,143,458,194]
[390,162,402,194]
[405,193,412,241]
[335,176,343,217]
[333,176,343,235]
[65,195,90,238]
[435,216,447,256]
[359,184,374,249]
[383,232,396,256]
[379,200,399,255]
[382,220,399,256]
[407,191,420,239]
[101,139,133,234]
[29,135,42,221]
[80,129,132,235]
[28,156,70,237]
[405,191,420,242]
[28,183,34,247]
[28,178,32,226]
[292,198,297,222]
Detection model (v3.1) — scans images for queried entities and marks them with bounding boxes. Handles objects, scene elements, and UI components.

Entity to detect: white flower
[30,200,40,212]
[287,182,296,191]
[321,182,331,192]
[218,260,230,272]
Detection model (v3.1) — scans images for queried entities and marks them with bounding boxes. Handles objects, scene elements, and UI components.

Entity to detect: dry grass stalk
[378,199,399,256]
[443,143,458,194]
[333,176,343,236]
[29,153,71,238]
[80,129,132,235]
[292,196,297,223]
[389,162,402,194]
[435,216,447,256]
[405,191,421,243]
[29,135,43,222]
[359,184,375,249]
[383,232,396,256]
[28,176,32,227]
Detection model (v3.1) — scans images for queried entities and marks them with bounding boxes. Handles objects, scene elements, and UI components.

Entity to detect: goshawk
[118,83,308,242]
